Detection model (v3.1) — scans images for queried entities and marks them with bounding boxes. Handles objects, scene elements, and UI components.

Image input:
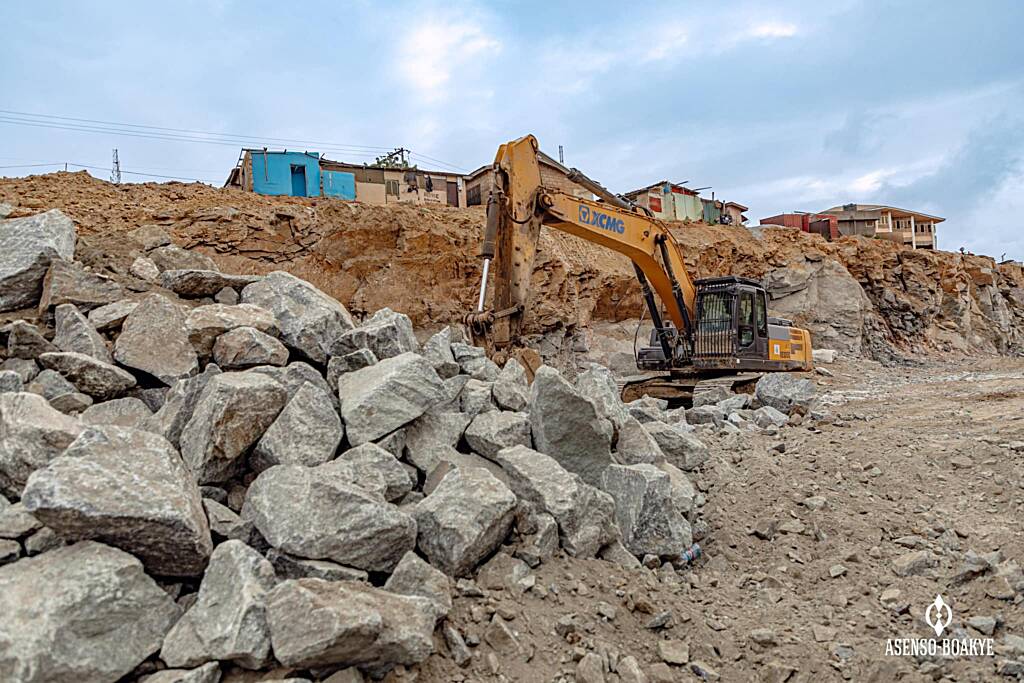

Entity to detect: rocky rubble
[0,205,826,682]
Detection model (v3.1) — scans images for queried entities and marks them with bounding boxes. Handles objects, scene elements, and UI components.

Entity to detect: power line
[0,162,68,170]
[0,109,397,153]
[0,109,471,173]
[408,152,470,173]
[0,116,387,161]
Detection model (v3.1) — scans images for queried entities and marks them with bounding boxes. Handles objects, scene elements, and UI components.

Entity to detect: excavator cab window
[756,290,768,337]
[738,291,754,347]
[699,292,732,332]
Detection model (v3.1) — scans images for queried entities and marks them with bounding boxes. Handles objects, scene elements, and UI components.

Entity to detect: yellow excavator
[466,134,813,403]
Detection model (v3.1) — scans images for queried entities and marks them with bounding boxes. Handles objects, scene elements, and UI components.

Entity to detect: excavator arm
[469,135,696,365]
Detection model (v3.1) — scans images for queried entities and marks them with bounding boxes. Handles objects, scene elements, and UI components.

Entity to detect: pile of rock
[0,210,725,682]
[0,207,825,682]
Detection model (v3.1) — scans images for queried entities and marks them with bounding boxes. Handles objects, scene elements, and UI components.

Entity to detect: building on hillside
[225,149,467,207]
[623,181,705,222]
[722,201,748,225]
[624,182,748,225]
[463,151,592,206]
[760,213,839,240]
[701,198,722,224]
[820,204,943,250]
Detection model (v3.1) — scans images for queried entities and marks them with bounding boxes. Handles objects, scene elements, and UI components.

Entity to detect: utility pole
[110,149,121,184]
[558,145,564,164]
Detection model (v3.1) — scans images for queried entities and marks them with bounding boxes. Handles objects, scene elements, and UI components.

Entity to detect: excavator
[466,134,813,404]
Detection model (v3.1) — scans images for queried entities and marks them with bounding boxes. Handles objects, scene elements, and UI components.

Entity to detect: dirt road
[418,357,1024,683]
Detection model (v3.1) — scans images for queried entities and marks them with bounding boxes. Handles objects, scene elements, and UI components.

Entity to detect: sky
[2,1,1023,260]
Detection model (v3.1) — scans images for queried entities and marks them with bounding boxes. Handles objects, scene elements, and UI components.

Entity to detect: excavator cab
[636,276,812,373]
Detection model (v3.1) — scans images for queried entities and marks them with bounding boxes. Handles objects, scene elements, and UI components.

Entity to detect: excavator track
[619,372,762,407]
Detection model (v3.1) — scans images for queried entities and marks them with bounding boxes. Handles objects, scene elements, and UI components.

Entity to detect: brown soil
[4,172,1022,362]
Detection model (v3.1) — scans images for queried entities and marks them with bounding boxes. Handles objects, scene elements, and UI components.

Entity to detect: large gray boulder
[145,365,221,448]
[0,210,76,313]
[451,342,500,380]
[0,371,23,394]
[53,303,111,362]
[656,461,698,519]
[403,409,472,475]
[575,363,629,432]
[240,271,355,365]
[140,663,220,683]
[212,326,289,369]
[642,421,709,471]
[421,450,507,497]
[0,541,180,683]
[22,425,213,576]
[383,550,452,621]
[529,366,613,487]
[37,258,125,315]
[185,303,280,359]
[88,299,138,332]
[114,294,199,385]
[330,307,419,360]
[614,416,666,465]
[161,540,276,669]
[421,327,459,379]
[180,373,287,484]
[0,358,39,384]
[755,373,816,413]
[244,462,416,572]
[600,464,691,558]
[159,270,261,299]
[267,578,435,672]
[337,352,445,445]
[149,245,216,272]
[752,405,789,428]
[25,368,88,413]
[412,466,517,577]
[0,500,41,540]
[643,419,708,473]
[4,321,57,359]
[80,396,153,430]
[0,392,83,498]
[326,349,378,391]
[491,358,530,412]
[490,445,617,558]
[460,377,495,417]
[464,410,532,459]
[251,382,342,472]
[332,442,412,503]
[38,351,137,400]
[129,224,172,251]
[247,361,333,402]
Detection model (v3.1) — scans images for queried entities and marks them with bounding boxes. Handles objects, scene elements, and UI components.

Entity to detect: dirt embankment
[3,171,1022,362]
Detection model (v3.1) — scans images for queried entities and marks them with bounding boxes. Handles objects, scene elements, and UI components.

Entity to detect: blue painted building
[226,149,356,200]
[248,151,322,197]
[225,148,464,206]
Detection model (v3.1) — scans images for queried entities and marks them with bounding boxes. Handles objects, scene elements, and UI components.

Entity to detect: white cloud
[641,22,689,63]
[747,21,798,39]
[396,19,500,102]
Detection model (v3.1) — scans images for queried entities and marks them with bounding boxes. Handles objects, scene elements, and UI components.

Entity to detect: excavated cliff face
[2,171,1022,362]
